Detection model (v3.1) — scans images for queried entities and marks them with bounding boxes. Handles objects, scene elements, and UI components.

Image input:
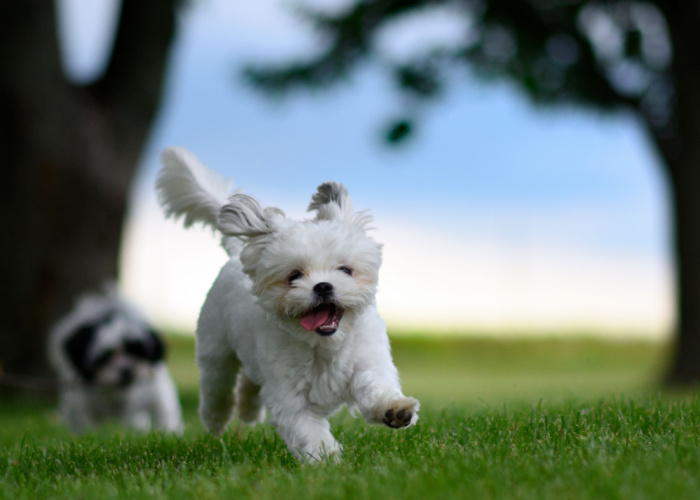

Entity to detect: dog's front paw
[382,397,419,429]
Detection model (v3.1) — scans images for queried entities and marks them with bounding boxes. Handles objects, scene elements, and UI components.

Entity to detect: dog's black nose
[313,282,334,297]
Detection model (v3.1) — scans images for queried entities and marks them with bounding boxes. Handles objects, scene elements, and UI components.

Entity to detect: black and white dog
[48,284,183,433]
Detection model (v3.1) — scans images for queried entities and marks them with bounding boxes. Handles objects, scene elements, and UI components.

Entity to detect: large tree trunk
[654,1,700,386]
[664,152,700,385]
[0,0,177,393]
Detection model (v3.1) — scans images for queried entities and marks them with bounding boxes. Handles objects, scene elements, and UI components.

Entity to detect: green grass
[389,336,669,406]
[1,336,698,499]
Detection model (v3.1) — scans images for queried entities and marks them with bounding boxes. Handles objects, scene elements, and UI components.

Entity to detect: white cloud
[375,220,672,338]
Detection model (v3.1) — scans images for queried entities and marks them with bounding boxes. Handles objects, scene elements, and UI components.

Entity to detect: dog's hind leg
[198,350,241,437]
[233,370,266,425]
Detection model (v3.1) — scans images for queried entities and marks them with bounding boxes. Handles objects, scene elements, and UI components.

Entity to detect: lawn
[2,335,699,499]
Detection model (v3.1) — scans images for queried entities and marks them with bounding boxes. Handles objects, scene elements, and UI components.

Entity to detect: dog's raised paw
[382,398,419,428]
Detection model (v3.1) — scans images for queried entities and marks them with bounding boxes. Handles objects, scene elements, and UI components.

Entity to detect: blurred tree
[0,0,177,391]
[244,0,700,386]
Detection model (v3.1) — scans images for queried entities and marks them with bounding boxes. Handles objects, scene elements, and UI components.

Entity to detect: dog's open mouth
[300,304,344,336]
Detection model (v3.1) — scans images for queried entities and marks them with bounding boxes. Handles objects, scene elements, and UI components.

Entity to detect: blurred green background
[166,334,668,418]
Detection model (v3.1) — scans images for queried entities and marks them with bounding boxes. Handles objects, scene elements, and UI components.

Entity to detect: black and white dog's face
[64,311,165,389]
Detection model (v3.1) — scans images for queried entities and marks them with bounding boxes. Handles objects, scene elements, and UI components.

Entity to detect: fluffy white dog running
[156,147,419,461]
[48,284,184,434]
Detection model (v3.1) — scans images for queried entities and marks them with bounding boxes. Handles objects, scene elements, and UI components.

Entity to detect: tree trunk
[653,1,700,386]
[664,155,700,386]
[0,0,177,393]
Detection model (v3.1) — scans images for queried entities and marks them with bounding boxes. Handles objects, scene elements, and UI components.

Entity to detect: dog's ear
[64,324,98,381]
[144,329,166,362]
[125,329,165,362]
[219,194,286,280]
[308,182,373,228]
[308,182,351,220]
[218,194,284,238]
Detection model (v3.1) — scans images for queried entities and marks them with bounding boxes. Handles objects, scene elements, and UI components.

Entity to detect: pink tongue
[300,305,332,331]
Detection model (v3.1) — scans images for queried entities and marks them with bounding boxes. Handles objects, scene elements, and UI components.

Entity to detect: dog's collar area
[300,303,344,336]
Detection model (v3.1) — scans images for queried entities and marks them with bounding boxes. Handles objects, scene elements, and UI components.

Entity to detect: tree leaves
[243,0,673,140]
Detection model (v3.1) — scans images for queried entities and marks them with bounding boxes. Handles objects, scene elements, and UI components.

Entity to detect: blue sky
[59,0,673,337]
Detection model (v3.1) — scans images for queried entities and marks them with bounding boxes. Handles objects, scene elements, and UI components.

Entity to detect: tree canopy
[245,0,676,144]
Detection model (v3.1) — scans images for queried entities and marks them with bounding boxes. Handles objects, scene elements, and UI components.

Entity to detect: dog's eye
[288,270,303,283]
[338,266,353,276]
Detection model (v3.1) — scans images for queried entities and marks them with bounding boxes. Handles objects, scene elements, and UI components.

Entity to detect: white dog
[48,284,184,434]
[156,147,419,461]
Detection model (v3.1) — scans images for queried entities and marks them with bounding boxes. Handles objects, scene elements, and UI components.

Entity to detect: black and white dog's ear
[218,193,284,238]
[125,329,166,362]
[146,329,166,362]
[64,324,97,381]
[308,182,373,228]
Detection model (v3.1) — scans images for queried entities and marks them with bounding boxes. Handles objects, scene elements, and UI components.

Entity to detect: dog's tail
[156,147,233,232]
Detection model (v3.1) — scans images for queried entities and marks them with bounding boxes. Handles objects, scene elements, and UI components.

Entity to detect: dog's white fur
[157,147,419,461]
[48,285,184,434]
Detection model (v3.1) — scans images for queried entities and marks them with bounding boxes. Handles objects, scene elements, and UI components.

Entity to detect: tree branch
[0,0,65,102]
[91,0,179,140]
[244,0,450,93]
